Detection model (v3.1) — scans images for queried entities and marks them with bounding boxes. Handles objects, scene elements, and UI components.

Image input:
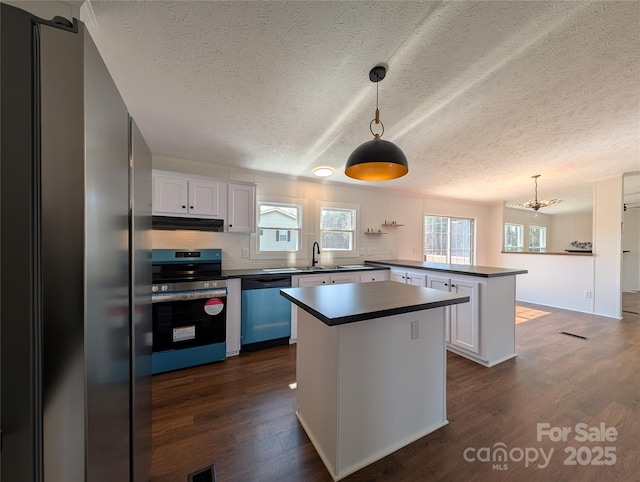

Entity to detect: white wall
[622,204,639,292]
[549,212,593,252]
[502,253,595,313]
[151,156,498,270]
[593,176,623,318]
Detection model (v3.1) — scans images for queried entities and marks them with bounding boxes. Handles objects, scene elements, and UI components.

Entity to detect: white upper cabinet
[188,179,227,218]
[152,170,255,232]
[152,174,189,215]
[227,182,256,233]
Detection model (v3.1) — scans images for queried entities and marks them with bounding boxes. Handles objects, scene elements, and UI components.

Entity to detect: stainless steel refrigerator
[1,4,152,481]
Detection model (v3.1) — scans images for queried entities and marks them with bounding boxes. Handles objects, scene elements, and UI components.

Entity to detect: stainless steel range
[152,249,227,374]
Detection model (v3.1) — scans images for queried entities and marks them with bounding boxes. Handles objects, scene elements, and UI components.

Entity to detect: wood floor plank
[150,297,640,481]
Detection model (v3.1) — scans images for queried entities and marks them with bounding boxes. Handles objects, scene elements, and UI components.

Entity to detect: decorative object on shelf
[312,166,334,177]
[512,175,563,216]
[345,65,408,182]
[570,241,592,250]
[382,220,404,226]
[565,241,592,253]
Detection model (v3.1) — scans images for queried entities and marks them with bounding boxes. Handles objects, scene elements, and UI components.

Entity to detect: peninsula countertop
[280,280,469,326]
[365,260,528,278]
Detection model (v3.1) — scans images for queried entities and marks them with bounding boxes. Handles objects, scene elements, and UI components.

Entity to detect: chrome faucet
[312,241,321,266]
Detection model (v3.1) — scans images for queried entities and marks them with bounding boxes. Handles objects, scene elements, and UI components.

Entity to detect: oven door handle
[152,288,227,304]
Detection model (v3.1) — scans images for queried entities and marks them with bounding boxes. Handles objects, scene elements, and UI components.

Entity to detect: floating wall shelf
[382,223,404,227]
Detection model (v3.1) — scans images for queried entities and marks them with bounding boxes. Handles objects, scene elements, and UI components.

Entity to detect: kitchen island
[280,281,468,481]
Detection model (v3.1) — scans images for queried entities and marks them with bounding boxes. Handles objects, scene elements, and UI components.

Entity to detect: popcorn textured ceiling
[84,1,639,213]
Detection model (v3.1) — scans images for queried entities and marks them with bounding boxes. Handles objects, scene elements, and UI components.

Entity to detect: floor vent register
[188,464,217,482]
[559,331,589,340]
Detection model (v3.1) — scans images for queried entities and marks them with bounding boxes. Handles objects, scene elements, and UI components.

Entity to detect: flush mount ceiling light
[345,65,408,181]
[313,166,334,177]
[514,175,563,215]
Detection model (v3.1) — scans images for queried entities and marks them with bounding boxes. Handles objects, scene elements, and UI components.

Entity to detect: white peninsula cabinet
[427,275,479,355]
[152,170,256,232]
[290,269,389,342]
[374,261,528,367]
[390,268,427,286]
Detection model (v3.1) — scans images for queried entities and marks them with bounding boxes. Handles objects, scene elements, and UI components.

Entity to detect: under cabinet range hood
[152,215,224,232]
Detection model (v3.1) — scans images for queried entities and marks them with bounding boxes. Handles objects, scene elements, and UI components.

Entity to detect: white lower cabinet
[390,269,426,286]
[359,270,390,283]
[426,271,517,367]
[427,275,479,354]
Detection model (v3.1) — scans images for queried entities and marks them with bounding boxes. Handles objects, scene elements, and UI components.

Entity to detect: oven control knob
[161,285,169,292]
[152,285,159,292]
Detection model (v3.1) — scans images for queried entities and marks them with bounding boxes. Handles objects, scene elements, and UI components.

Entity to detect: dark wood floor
[150,295,640,481]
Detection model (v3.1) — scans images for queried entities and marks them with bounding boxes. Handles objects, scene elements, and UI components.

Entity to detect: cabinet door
[390,270,407,284]
[330,273,359,284]
[359,270,389,283]
[297,275,329,287]
[449,279,480,354]
[188,179,226,218]
[427,275,451,341]
[152,174,188,215]
[406,272,426,286]
[227,183,256,233]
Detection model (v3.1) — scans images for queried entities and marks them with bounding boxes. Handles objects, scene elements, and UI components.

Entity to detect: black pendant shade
[345,136,408,181]
[345,65,408,182]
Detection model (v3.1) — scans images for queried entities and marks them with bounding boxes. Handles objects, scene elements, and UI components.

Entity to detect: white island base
[296,307,448,481]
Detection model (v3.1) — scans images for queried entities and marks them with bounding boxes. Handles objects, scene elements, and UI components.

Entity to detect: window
[319,205,356,252]
[528,225,546,252]
[504,224,524,252]
[257,202,301,252]
[424,216,474,264]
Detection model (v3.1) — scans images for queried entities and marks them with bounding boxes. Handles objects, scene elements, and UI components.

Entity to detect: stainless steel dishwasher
[241,275,292,350]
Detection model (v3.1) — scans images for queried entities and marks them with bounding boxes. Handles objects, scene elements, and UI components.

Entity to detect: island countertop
[365,259,528,278]
[280,280,469,326]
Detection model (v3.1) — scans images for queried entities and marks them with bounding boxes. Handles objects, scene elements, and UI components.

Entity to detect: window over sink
[257,202,302,253]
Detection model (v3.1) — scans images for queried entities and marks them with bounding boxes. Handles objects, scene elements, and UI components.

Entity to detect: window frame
[423,215,475,265]
[316,201,359,258]
[528,225,547,253]
[504,223,524,252]
[253,200,304,258]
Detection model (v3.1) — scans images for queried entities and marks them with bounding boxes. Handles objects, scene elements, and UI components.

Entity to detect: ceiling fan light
[345,137,408,181]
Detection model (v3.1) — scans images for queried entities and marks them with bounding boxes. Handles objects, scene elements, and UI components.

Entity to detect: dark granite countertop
[365,260,527,278]
[280,280,469,326]
[224,265,385,278]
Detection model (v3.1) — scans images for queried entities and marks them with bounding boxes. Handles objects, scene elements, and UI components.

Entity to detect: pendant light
[345,65,408,181]
[514,175,563,215]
